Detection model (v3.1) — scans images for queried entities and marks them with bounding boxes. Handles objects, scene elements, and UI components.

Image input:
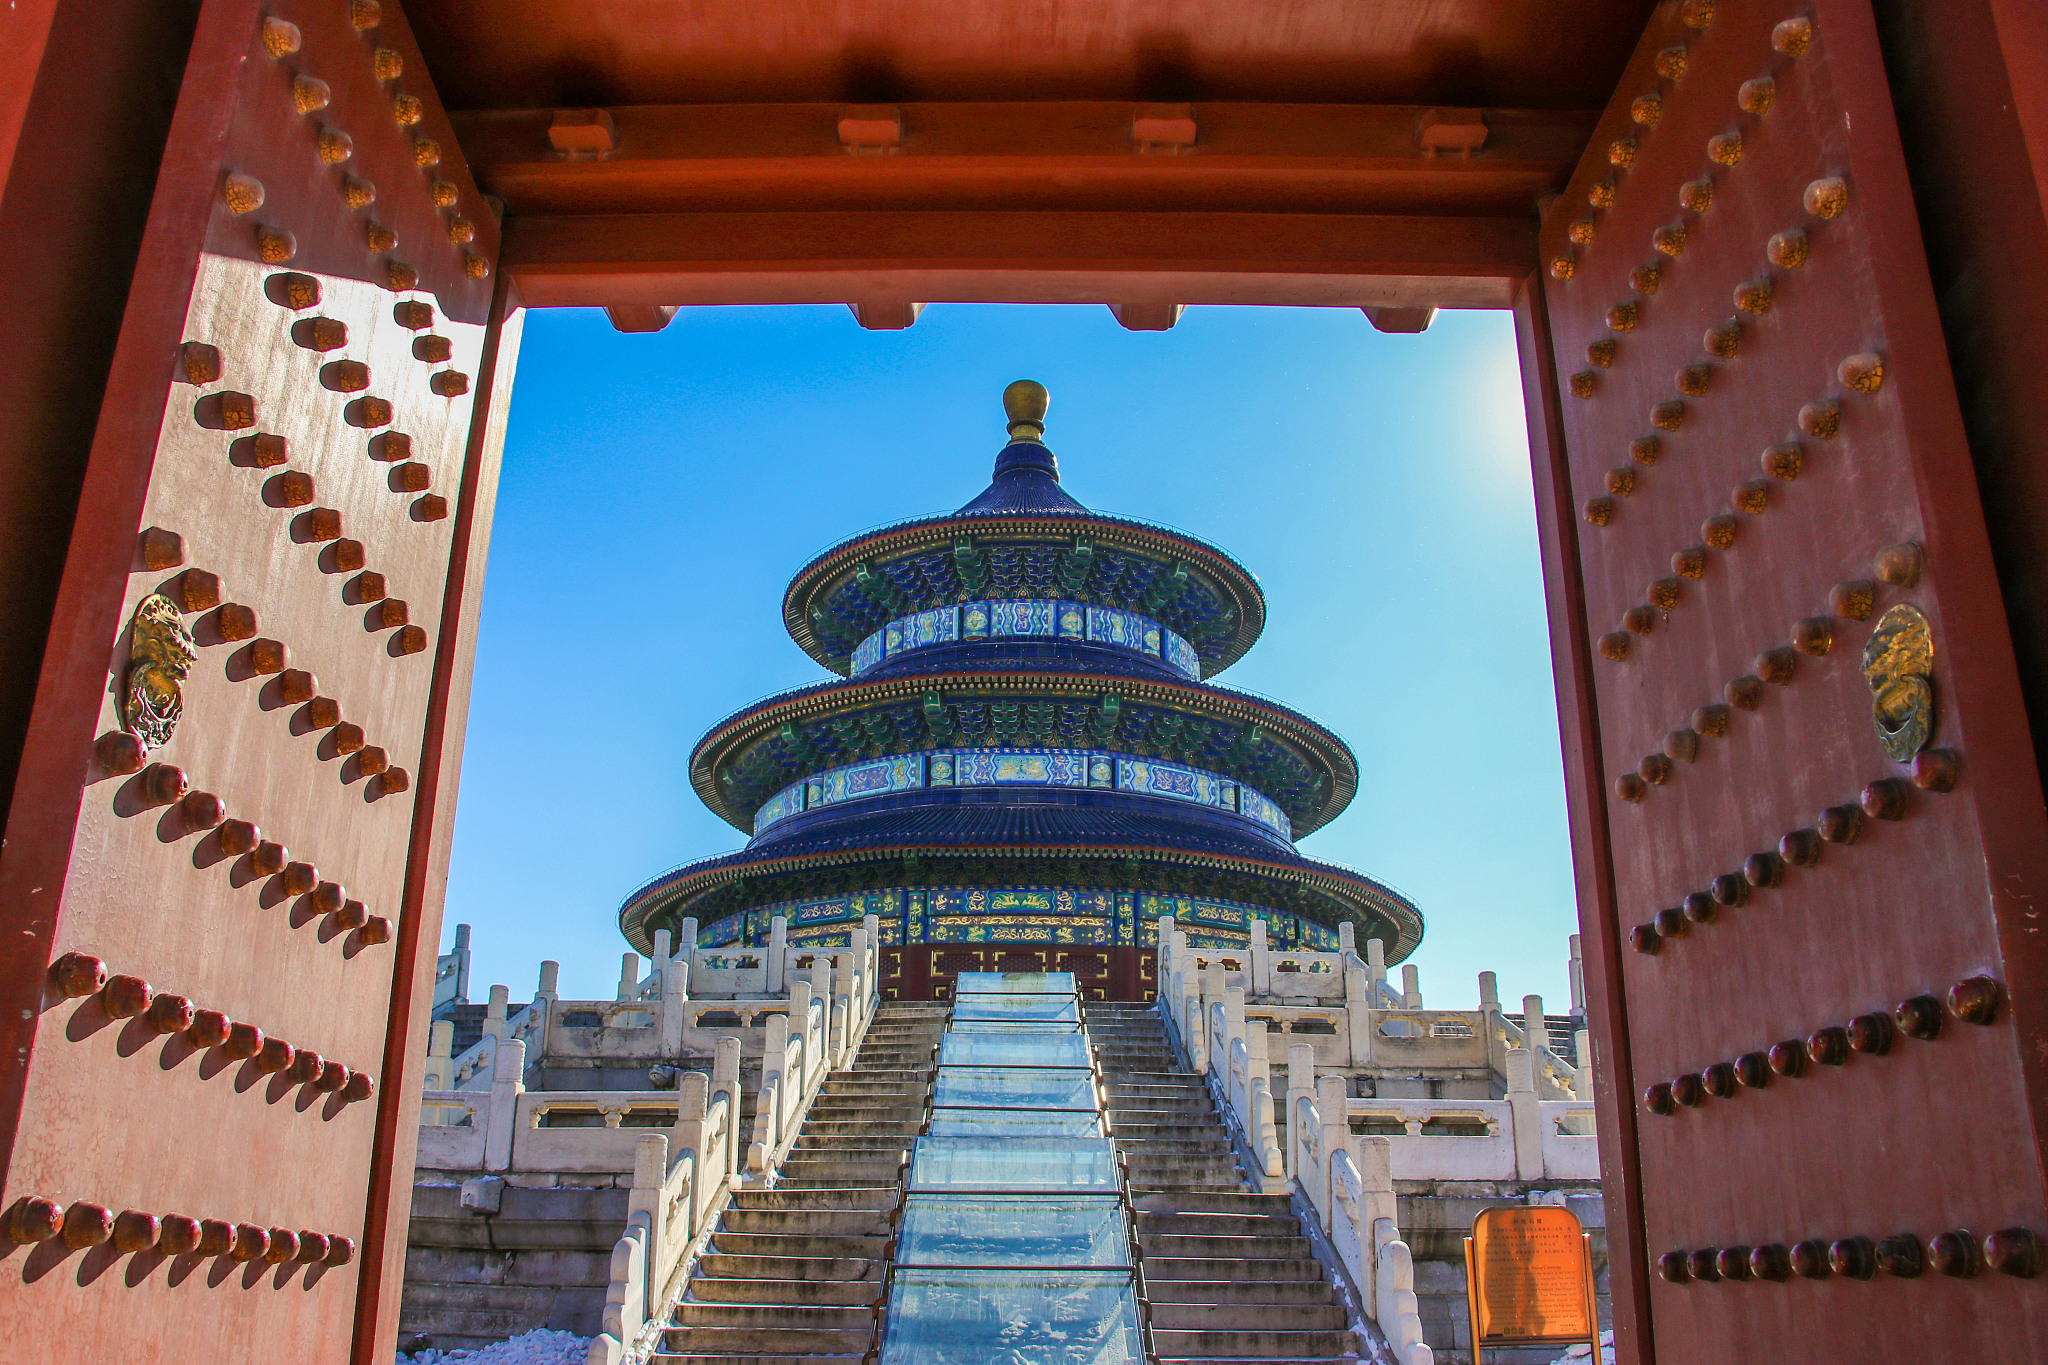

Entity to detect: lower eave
[617,837,1424,962]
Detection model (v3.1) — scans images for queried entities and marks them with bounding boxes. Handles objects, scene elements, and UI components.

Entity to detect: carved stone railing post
[677,918,700,993]
[1505,1047,1543,1181]
[1249,918,1271,996]
[713,1034,742,1175]
[660,957,690,1059]
[1343,951,1373,1068]
[1314,1074,1350,1232]
[483,1038,527,1173]
[766,914,789,993]
[628,1131,667,1320]
[1285,1041,1317,1181]
[483,984,509,1041]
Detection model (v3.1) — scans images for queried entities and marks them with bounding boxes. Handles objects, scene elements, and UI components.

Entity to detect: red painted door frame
[0,0,2046,1362]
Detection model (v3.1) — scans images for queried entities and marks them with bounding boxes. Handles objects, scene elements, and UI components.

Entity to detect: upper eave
[781,509,1267,675]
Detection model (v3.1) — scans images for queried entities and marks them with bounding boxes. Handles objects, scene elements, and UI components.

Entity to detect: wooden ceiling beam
[456,101,1594,219]
[500,209,1536,310]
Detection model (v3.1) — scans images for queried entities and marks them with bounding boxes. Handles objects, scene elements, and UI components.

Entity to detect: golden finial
[1003,379,1049,443]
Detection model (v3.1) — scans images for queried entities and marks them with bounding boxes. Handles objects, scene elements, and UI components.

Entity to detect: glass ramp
[879,973,1147,1365]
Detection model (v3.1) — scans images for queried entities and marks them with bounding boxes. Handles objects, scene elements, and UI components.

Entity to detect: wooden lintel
[501,210,1535,310]
[454,101,1593,219]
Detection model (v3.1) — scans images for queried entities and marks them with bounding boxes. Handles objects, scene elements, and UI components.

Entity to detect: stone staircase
[1087,1002,1359,1365]
[654,1001,950,1364]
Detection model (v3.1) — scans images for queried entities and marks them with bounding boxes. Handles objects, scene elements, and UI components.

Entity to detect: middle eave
[690,669,1360,836]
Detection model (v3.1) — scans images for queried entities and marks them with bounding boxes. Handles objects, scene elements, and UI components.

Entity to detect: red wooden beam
[455,101,1592,219]
[502,208,1537,310]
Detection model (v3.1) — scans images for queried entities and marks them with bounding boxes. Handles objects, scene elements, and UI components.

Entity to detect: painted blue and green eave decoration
[619,382,1424,964]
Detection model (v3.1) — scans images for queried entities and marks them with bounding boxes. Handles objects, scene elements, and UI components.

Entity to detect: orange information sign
[1462,1205,1599,1363]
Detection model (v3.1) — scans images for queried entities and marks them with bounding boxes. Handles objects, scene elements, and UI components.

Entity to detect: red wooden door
[1522,2,2048,1360]
[0,1,516,1359]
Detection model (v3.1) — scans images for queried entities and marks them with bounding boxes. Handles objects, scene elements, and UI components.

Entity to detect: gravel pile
[1549,1329,1616,1364]
[398,1328,592,1365]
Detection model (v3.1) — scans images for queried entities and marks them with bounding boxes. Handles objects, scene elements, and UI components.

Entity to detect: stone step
[827,1080,933,1096]
[1137,1211,1303,1238]
[1143,1280,1336,1307]
[688,1278,880,1307]
[797,1121,923,1137]
[793,1139,919,1156]
[1123,1157,1242,1180]
[1150,1303,1349,1332]
[1102,1083,1205,1099]
[674,1302,875,1331]
[1149,1328,1356,1359]
[709,1232,890,1258]
[776,1156,907,1178]
[1139,1234,1314,1260]
[1106,1097,1214,1113]
[829,1068,931,1079]
[801,1107,926,1123]
[1144,1257,1330,1282]
[1111,1124,1228,1142]
[722,1209,890,1237]
[1131,1191,1293,1216]
[695,1253,877,1282]
[661,1326,873,1356]
[728,1188,897,1212]
[1114,1129,1220,1154]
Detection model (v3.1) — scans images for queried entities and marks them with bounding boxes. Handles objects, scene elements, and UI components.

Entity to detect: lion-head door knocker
[122,593,196,748]
[1860,603,1935,761]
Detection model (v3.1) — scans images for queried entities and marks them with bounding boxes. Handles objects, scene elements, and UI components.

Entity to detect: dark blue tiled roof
[746,786,1297,858]
[855,637,1188,686]
[954,442,1092,516]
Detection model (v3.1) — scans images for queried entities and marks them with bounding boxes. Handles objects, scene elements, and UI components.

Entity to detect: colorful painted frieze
[1165,630,1201,679]
[1086,605,1148,650]
[700,912,745,947]
[816,753,926,805]
[926,886,1111,917]
[989,599,1055,638]
[948,747,1091,787]
[1056,602,1086,639]
[901,604,959,651]
[1238,786,1293,840]
[960,602,991,638]
[850,630,884,675]
[753,781,808,834]
[925,915,1113,945]
[1118,757,1230,808]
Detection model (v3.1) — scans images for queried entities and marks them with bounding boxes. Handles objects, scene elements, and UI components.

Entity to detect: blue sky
[442,302,1581,1015]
